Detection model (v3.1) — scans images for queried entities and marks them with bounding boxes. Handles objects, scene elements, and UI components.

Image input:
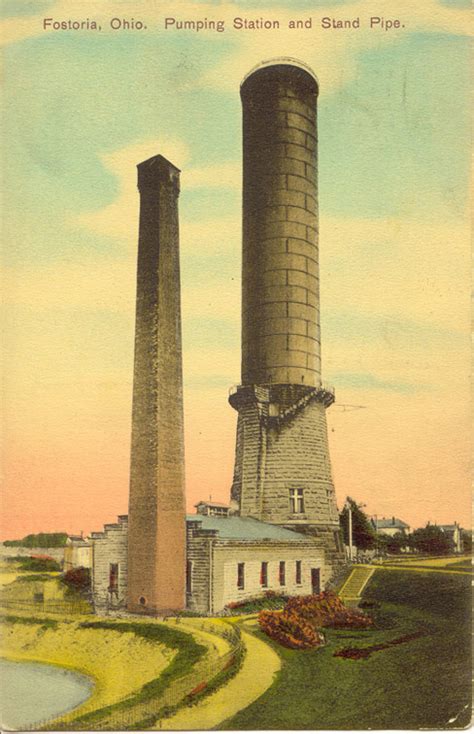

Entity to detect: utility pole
[344,500,353,562]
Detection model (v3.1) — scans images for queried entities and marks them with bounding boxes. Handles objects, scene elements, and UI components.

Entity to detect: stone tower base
[286,523,347,584]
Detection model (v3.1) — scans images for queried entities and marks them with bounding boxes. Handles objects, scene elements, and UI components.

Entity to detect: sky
[1,0,471,539]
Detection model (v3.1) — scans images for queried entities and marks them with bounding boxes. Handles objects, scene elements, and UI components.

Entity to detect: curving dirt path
[157,629,281,731]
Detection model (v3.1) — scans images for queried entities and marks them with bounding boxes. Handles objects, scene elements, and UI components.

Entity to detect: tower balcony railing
[229,381,335,398]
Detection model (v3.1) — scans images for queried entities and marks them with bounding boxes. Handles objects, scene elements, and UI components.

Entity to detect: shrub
[16,555,60,572]
[329,609,374,629]
[62,566,91,594]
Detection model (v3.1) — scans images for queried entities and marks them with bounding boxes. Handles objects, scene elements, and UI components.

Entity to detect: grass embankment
[59,620,205,729]
[0,615,183,724]
[223,569,471,730]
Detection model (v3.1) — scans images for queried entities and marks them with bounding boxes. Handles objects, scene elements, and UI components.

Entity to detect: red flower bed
[259,609,324,650]
[285,591,373,629]
[334,629,426,660]
[259,592,373,649]
[189,681,208,696]
[285,591,346,623]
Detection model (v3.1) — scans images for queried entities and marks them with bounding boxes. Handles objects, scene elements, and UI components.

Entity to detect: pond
[0,658,93,730]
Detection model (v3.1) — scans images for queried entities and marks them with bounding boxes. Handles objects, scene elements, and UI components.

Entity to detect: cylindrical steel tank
[240,60,320,388]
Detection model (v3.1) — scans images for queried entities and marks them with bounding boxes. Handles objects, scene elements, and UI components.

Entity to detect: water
[0,658,93,730]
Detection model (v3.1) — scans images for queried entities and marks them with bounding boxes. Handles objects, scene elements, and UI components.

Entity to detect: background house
[371,517,410,537]
[63,535,92,572]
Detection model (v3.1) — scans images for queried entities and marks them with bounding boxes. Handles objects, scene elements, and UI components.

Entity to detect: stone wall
[231,389,339,528]
[185,521,212,614]
[91,515,128,611]
[212,539,326,612]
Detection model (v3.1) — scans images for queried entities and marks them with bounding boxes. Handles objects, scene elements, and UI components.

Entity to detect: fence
[0,597,92,616]
[32,619,244,731]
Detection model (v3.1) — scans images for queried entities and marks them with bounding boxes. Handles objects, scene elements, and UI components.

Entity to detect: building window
[109,563,119,592]
[279,561,286,586]
[237,562,245,590]
[186,561,193,594]
[289,488,305,514]
[260,562,268,588]
[296,560,302,585]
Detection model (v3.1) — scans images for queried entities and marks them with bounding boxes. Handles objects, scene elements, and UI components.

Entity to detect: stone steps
[339,566,375,602]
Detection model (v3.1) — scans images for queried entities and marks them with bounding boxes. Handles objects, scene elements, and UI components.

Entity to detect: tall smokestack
[127,155,186,614]
[229,60,342,568]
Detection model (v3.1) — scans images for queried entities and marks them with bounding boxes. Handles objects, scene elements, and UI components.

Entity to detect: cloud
[197,0,470,95]
[73,138,190,242]
[184,162,241,191]
[181,215,240,256]
[332,371,431,394]
[72,139,241,251]
[320,215,470,332]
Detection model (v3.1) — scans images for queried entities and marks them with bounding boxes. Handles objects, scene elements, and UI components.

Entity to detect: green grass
[12,573,58,583]
[225,593,288,614]
[0,613,59,629]
[223,570,471,730]
[6,557,61,572]
[445,559,472,571]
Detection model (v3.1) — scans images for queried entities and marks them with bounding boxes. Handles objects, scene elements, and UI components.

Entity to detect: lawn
[383,555,472,573]
[445,559,472,572]
[223,569,471,730]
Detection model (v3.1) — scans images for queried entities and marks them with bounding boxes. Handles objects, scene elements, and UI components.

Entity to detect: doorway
[311,568,321,594]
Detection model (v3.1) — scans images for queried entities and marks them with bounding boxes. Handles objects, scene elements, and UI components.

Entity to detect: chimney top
[137,155,180,192]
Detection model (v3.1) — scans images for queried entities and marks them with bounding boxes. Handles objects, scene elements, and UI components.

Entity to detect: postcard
[1,0,471,730]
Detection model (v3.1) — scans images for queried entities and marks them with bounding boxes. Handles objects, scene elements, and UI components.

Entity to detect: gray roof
[67,536,89,545]
[186,514,307,541]
[372,517,409,529]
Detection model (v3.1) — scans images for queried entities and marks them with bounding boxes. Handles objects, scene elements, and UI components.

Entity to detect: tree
[411,525,453,555]
[339,497,377,550]
[384,532,407,555]
[3,532,68,548]
[461,531,472,554]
